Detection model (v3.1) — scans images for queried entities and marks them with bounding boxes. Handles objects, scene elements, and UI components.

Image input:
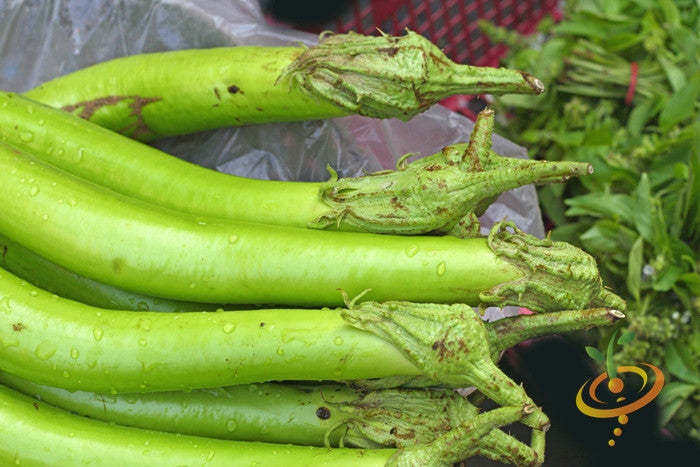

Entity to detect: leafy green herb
[482,0,700,442]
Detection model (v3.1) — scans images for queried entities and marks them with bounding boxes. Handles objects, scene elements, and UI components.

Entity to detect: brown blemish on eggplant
[390,197,408,211]
[315,406,331,419]
[214,88,221,100]
[227,85,240,94]
[61,95,161,139]
[12,322,25,331]
[111,258,124,273]
[377,47,399,57]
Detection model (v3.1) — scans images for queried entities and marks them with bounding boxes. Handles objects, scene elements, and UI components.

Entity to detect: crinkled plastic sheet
[0,0,544,320]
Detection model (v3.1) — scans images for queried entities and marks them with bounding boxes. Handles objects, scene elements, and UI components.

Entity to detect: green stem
[282,30,544,122]
[389,404,538,466]
[480,220,627,313]
[486,308,626,359]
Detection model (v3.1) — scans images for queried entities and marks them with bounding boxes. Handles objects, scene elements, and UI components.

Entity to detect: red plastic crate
[292,0,559,119]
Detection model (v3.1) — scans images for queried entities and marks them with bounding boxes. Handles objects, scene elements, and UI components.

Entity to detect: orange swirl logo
[575,330,664,447]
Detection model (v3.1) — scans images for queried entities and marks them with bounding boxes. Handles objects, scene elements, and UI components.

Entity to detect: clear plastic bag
[0,0,545,319]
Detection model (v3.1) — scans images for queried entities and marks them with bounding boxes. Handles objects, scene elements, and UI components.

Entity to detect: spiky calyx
[310,109,591,236]
[480,220,627,313]
[280,30,544,121]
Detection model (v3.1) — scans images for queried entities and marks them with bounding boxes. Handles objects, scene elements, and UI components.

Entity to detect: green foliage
[483,0,700,442]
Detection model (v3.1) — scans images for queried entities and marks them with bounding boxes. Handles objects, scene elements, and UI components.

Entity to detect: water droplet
[138,338,148,347]
[67,198,77,207]
[140,361,162,373]
[436,261,446,276]
[34,342,57,360]
[74,147,85,163]
[62,370,70,378]
[0,297,12,313]
[406,245,419,257]
[142,450,151,456]
[29,186,39,197]
[19,131,34,142]
[276,347,285,356]
[93,327,104,341]
[29,290,38,297]
[223,323,236,334]
[41,214,48,221]
[37,119,45,126]
[333,336,344,346]
[137,318,151,331]
[136,302,149,311]
[195,217,207,225]
[70,347,80,359]
[225,419,238,432]
[206,450,215,462]
[67,432,75,438]
[188,281,197,289]
[228,234,239,244]
[87,360,98,369]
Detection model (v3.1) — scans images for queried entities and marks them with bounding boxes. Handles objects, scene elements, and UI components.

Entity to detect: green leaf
[579,220,638,263]
[678,272,700,295]
[552,18,611,39]
[664,341,700,384]
[585,346,606,362]
[537,184,568,228]
[653,263,683,291]
[628,97,659,136]
[658,381,697,404]
[626,236,644,302]
[583,125,614,146]
[666,24,699,60]
[617,331,636,346]
[632,173,654,242]
[659,72,700,132]
[657,381,697,427]
[657,52,687,92]
[565,192,636,225]
[602,32,643,52]
[658,0,682,26]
